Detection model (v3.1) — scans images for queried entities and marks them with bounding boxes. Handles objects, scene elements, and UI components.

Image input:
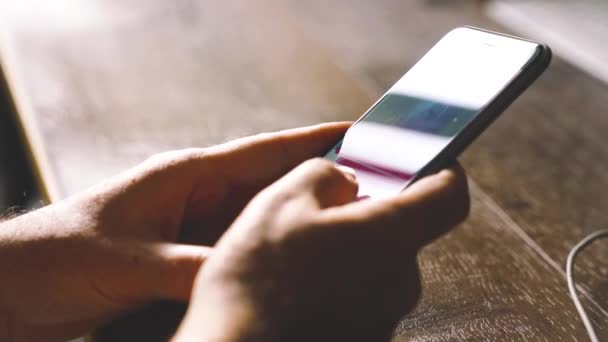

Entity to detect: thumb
[261,158,359,210]
[321,164,469,249]
[134,243,213,301]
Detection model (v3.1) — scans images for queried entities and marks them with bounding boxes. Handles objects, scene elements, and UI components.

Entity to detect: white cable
[566,229,608,342]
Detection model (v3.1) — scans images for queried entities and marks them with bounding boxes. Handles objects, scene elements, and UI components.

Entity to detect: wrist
[173,274,265,342]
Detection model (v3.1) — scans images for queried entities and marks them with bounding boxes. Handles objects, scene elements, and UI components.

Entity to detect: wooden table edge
[0,29,62,204]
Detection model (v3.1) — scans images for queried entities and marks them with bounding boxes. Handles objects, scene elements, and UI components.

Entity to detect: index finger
[193,122,351,185]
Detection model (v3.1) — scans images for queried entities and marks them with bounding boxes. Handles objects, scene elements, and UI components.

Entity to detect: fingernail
[336,165,357,182]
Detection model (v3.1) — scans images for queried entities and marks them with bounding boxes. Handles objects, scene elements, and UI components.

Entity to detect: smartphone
[324,26,551,198]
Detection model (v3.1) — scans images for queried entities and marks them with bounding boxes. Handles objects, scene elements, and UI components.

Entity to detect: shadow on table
[0,72,41,213]
[93,301,187,342]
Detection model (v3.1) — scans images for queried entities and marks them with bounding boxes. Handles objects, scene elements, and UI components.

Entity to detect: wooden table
[1,1,607,340]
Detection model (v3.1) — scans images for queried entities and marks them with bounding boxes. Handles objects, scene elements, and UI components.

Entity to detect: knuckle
[138,152,177,175]
[175,148,209,166]
[142,151,170,165]
[124,150,204,186]
[142,148,207,170]
[253,131,274,141]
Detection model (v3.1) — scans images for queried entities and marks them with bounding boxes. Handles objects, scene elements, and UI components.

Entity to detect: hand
[0,123,350,341]
[175,159,469,341]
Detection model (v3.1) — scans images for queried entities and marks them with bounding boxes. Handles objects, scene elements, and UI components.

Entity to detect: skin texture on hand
[0,122,351,341]
[174,158,470,341]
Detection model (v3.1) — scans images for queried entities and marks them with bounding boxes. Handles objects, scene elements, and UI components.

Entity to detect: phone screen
[325,28,539,198]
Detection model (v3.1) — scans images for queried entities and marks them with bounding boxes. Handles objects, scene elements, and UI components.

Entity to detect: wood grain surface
[1,0,606,340]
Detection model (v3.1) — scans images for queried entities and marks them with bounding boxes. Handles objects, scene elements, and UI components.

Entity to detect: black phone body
[324,26,551,198]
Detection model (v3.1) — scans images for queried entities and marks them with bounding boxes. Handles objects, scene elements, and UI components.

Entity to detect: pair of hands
[0,122,469,341]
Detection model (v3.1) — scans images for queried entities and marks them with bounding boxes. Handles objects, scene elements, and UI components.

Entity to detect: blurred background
[487,0,608,85]
[0,0,606,212]
[1,1,607,341]
[1,0,607,213]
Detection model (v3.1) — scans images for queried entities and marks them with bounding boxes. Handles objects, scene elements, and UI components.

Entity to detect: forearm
[0,206,63,317]
[0,208,52,339]
[0,176,216,341]
[0,201,97,338]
